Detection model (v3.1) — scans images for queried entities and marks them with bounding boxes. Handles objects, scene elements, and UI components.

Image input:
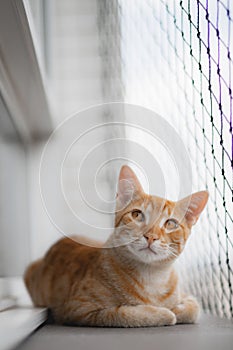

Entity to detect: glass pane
[0,94,29,278]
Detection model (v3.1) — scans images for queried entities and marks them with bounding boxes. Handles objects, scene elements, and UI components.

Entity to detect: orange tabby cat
[24,165,208,327]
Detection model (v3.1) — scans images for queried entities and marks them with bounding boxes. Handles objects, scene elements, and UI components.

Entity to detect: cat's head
[111,165,208,265]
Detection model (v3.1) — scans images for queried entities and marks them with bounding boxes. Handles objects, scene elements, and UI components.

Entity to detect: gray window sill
[0,307,46,350]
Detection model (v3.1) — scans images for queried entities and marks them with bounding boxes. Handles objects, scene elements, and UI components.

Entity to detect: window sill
[0,307,47,350]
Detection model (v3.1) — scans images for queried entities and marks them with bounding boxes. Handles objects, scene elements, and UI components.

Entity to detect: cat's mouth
[139,247,158,255]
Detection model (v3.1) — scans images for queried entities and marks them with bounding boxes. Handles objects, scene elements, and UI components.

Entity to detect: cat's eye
[131,209,145,222]
[165,218,179,231]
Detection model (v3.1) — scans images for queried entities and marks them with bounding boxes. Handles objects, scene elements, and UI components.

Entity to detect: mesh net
[98,0,233,318]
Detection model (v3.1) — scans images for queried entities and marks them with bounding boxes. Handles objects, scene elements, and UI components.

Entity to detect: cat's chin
[127,246,171,265]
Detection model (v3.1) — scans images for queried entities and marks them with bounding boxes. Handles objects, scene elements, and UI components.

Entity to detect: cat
[24,165,208,327]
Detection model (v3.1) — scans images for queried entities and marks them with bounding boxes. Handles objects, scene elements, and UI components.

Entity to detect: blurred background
[0,0,232,323]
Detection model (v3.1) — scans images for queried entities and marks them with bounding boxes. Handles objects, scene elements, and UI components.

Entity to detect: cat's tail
[24,259,46,307]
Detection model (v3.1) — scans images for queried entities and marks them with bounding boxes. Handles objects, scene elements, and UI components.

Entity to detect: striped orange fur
[24,165,208,327]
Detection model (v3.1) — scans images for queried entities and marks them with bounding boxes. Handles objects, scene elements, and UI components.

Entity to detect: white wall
[28,0,114,260]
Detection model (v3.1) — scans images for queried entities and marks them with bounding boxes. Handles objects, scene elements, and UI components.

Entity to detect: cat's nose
[143,232,160,245]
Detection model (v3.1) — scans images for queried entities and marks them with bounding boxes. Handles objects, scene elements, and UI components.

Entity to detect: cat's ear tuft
[116,165,143,209]
[179,191,209,226]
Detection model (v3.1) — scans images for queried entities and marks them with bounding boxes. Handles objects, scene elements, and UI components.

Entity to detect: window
[0,0,52,346]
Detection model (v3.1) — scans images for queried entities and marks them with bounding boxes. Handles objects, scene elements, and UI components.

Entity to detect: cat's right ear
[116,165,143,210]
[178,190,209,226]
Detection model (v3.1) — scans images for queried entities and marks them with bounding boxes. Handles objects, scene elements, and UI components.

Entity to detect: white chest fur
[139,268,180,308]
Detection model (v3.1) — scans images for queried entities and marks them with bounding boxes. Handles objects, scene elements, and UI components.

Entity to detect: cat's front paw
[155,307,176,326]
[172,296,200,324]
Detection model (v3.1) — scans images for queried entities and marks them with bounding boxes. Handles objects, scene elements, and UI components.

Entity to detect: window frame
[0,0,52,347]
[0,0,53,142]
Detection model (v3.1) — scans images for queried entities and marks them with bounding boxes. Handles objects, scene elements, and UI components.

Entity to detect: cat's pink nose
[143,233,160,245]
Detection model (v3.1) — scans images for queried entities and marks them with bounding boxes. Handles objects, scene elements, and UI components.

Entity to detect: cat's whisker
[168,246,177,252]
[168,248,179,256]
[167,244,179,253]
[168,243,178,248]
[167,249,179,258]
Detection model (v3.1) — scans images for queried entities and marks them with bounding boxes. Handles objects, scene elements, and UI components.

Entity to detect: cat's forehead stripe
[144,200,176,227]
[158,205,169,227]
[145,203,153,225]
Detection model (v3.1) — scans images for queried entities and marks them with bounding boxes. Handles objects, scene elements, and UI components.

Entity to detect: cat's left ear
[178,191,209,226]
[116,165,143,210]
